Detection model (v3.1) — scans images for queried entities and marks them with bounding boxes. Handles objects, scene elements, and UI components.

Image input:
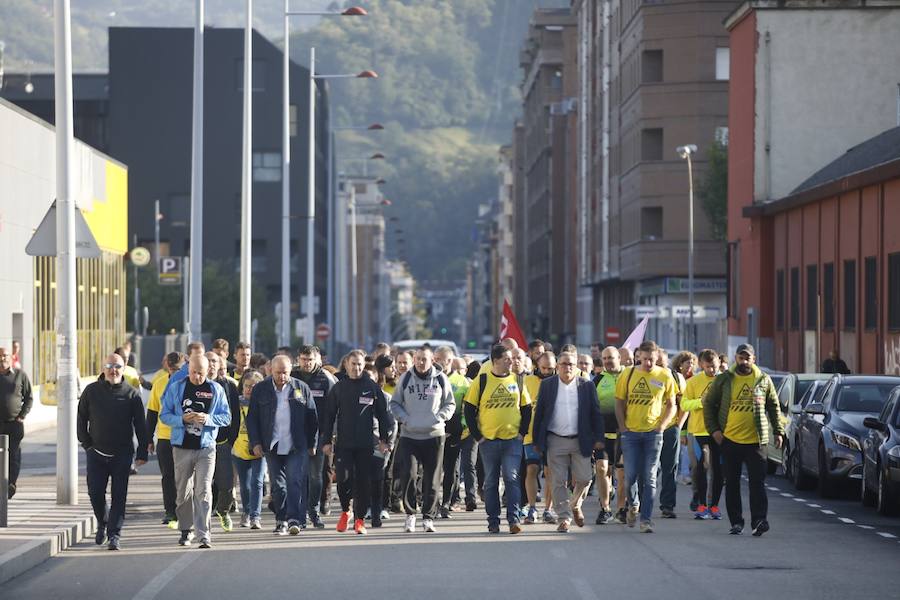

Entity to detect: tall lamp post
[279,5,367,347]
[677,144,698,351]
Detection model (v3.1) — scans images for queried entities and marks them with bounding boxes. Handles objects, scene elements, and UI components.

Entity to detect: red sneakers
[336,511,351,532]
[354,518,367,535]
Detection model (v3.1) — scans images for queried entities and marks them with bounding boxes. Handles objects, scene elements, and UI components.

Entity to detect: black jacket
[246,377,318,453]
[215,376,240,444]
[0,368,33,422]
[77,378,149,460]
[321,376,391,450]
[532,376,604,458]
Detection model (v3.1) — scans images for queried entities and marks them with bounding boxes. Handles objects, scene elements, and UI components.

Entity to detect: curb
[0,511,97,586]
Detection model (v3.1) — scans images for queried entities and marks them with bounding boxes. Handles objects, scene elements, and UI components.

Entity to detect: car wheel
[791,442,815,490]
[876,467,899,516]
[817,444,839,499]
[766,454,780,475]
[861,460,877,507]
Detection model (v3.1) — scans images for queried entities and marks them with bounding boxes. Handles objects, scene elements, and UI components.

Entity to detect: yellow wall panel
[81,161,128,255]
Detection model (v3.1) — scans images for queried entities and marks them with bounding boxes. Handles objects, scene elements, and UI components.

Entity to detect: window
[641,50,663,83]
[806,265,818,330]
[844,259,856,329]
[790,267,800,330]
[252,151,281,182]
[715,126,729,145]
[641,207,663,240]
[823,262,834,330]
[235,58,267,91]
[889,252,900,330]
[776,269,785,331]
[641,128,663,161]
[715,48,730,81]
[864,256,877,330]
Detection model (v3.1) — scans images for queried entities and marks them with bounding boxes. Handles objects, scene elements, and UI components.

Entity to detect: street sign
[315,323,332,340]
[158,256,183,286]
[25,200,101,258]
[672,305,707,319]
[130,246,151,267]
[634,306,668,319]
[605,326,621,343]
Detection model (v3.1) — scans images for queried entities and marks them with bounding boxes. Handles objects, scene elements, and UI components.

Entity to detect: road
[6,429,900,599]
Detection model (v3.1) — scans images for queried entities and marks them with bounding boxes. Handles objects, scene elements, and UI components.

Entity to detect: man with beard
[522,351,556,524]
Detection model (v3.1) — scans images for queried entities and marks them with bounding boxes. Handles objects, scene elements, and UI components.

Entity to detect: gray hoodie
[390,367,456,440]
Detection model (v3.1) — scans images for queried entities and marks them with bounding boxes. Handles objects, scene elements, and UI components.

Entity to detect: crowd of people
[66,335,786,550]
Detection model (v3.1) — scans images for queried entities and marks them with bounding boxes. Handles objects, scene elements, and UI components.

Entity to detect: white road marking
[780,492,794,497]
[806,503,821,508]
[132,552,202,600]
[573,577,600,600]
[820,509,836,515]
[792,498,807,502]
[838,517,855,524]
[857,525,875,530]
[876,532,897,539]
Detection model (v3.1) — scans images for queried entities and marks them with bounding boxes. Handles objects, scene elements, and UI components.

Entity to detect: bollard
[0,434,8,527]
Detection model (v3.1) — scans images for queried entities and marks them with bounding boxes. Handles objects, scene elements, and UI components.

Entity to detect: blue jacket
[160,376,231,448]
[245,377,318,454]
[532,375,604,458]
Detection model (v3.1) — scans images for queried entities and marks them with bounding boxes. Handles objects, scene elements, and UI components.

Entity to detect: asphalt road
[7,429,900,600]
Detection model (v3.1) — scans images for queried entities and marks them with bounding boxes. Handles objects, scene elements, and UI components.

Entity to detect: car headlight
[889,446,900,459]
[831,430,861,451]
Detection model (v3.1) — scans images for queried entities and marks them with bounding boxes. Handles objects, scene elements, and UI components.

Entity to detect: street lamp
[677,143,698,351]
[279,4,368,347]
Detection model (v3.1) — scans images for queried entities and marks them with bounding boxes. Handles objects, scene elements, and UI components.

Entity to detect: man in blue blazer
[245,355,318,536]
[532,351,605,532]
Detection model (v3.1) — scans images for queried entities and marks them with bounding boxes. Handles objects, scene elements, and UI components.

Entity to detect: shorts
[523,443,542,465]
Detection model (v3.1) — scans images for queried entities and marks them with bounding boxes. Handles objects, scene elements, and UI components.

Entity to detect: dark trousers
[0,420,24,487]
[266,448,309,524]
[459,436,478,503]
[213,441,234,515]
[307,451,324,522]
[336,447,373,517]
[86,449,133,538]
[320,453,334,511]
[693,435,725,507]
[441,435,461,508]
[721,439,768,527]
[658,425,681,510]
[155,439,177,516]
[370,455,387,517]
[395,436,445,519]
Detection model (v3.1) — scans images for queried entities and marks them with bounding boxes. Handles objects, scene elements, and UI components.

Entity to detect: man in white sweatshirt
[390,347,456,533]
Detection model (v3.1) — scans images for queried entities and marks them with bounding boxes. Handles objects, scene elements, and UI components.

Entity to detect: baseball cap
[735,343,755,357]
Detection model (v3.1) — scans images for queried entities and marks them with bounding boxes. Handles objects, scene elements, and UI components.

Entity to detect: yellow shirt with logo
[682,372,717,436]
[615,366,676,433]
[231,400,258,461]
[724,373,761,444]
[464,372,531,441]
[147,372,172,440]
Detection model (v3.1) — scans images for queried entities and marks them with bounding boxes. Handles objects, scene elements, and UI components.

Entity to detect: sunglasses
[103,363,124,370]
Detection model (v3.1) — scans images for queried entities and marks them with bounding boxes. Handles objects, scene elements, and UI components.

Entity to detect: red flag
[499,300,528,350]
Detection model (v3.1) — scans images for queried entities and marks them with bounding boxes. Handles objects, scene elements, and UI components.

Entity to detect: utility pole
[280,0,291,347]
[188,0,205,341]
[239,0,253,343]
[305,47,316,344]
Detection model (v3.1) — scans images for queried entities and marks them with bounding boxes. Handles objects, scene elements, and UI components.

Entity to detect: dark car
[789,375,900,497]
[861,386,900,515]
[784,379,831,483]
[764,372,832,473]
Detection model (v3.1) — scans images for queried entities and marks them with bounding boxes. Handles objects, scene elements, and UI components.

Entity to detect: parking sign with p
[158,256,183,285]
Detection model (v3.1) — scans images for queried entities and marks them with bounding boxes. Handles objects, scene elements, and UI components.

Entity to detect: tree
[699,139,728,241]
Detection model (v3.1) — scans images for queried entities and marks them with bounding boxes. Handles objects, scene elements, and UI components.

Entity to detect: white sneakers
[423,518,436,533]
[404,515,416,532]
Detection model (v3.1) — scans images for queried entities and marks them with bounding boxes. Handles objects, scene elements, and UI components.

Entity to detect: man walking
[532,352,604,532]
[0,346,32,499]
[146,352,185,527]
[391,347,455,533]
[77,353,149,550]
[593,346,624,524]
[704,344,783,536]
[245,355,318,536]
[207,352,240,533]
[615,341,677,533]
[161,354,231,549]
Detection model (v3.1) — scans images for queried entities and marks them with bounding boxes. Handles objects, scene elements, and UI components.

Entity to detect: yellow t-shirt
[122,365,141,389]
[147,372,172,440]
[231,401,258,461]
[724,373,761,444]
[464,372,531,441]
[523,374,543,444]
[615,366,676,433]
[683,372,717,436]
[477,360,493,376]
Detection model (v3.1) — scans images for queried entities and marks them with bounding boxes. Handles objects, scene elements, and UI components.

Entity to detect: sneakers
[557,520,570,533]
[709,506,722,520]
[596,510,614,525]
[7,483,16,499]
[640,520,655,533]
[465,500,477,512]
[439,506,451,519]
[423,518,436,533]
[487,523,500,534]
[310,515,325,529]
[371,514,383,528]
[95,524,106,545]
[660,508,677,519]
[288,520,301,535]
[524,506,537,525]
[542,510,557,524]
[509,523,522,535]
[729,524,744,535]
[404,515,416,533]
[218,511,233,532]
[178,530,194,546]
[107,535,120,551]
[320,503,332,516]
[250,517,262,530]
[379,509,391,521]
[689,499,699,512]
[354,518,367,535]
[336,511,352,533]
[614,507,628,524]
[626,506,639,528]
[694,505,710,520]
[752,520,770,537]
[240,513,251,528]
[161,514,176,526]
[273,522,288,536]
[198,539,211,549]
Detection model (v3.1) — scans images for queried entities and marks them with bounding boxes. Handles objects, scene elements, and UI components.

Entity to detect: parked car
[763,371,832,473]
[861,385,900,515]
[789,375,900,497]
[783,379,831,481]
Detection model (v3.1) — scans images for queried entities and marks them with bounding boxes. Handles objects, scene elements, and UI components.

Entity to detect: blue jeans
[460,436,479,504]
[232,455,266,519]
[478,438,522,527]
[658,425,681,510]
[621,430,664,523]
[266,449,309,524]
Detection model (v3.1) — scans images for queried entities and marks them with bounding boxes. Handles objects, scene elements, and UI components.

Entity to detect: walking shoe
[524,506,537,525]
[166,517,180,530]
[404,515,416,533]
[310,515,325,529]
[321,503,332,516]
[95,524,106,545]
[250,518,262,530]
[573,507,585,528]
[288,520,301,535]
[107,535,120,551]
[379,509,391,521]
[161,514,176,526]
[336,511,352,532]
[709,506,722,520]
[7,483,16,499]
[423,518,436,533]
[371,514,383,528]
[488,523,500,534]
[364,509,372,521]
[689,499,699,512]
[729,524,744,535]
[640,520,654,533]
[694,505,710,520]
[596,510,614,525]
[354,518,367,535]
[557,520,570,533]
[660,508,677,519]
[178,530,194,547]
[198,539,212,549]
[615,508,628,524]
[509,522,522,535]
[465,500,477,512]
[218,511,233,532]
[542,510,557,524]
[626,506,639,528]
[240,513,251,528]
[439,506,451,519]
[751,520,770,537]
[273,522,288,536]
